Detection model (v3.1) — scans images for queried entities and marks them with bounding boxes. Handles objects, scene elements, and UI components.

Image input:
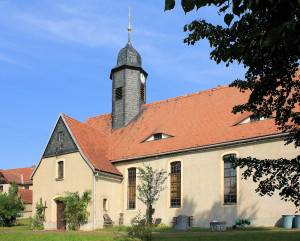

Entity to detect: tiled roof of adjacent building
[18,189,33,203]
[0,166,35,185]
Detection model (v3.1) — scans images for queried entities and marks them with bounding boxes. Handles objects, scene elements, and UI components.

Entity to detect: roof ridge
[62,113,109,136]
[143,84,231,108]
[85,113,111,122]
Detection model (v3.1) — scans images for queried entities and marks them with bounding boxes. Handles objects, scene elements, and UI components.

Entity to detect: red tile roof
[62,114,122,176]
[54,77,299,175]
[0,166,35,185]
[18,189,33,203]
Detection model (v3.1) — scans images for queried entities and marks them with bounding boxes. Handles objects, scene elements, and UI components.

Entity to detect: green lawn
[0,218,31,231]
[0,231,299,241]
[0,219,299,241]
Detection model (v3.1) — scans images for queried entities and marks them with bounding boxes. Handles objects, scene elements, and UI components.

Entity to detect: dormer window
[144,133,172,142]
[250,115,260,123]
[236,115,269,125]
[154,133,162,140]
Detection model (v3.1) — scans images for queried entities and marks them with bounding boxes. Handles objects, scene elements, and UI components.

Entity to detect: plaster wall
[32,152,94,230]
[114,138,298,228]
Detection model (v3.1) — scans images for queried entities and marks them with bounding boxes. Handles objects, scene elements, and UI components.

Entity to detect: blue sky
[0,0,246,170]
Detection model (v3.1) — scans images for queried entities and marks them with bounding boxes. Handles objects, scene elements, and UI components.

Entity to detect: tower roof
[115,41,142,68]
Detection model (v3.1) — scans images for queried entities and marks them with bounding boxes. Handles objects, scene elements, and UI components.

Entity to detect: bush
[0,183,24,226]
[127,211,153,241]
[31,198,46,230]
[58,190,91,231]
[156,222,168,229]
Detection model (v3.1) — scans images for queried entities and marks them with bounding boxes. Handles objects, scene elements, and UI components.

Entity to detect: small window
[0,185,3,193]
[58,131,63,141]
[58,161,64,179]
[154,133,162,140]
[103,198,108,211]
[170,162,181,207]
[116,87,123,100]
[224,154,237,204]
[24,186,29,190]
[141,84,145,101]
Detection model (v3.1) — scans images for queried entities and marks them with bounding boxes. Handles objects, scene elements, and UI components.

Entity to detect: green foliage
[137,165,168,224]
[0,183,24,226]
[224,155,300,208]
[58,190,91,231]
[127,211,153,241]
[165,0,300,208]
[31,198,46,230]
[156,222,168,229]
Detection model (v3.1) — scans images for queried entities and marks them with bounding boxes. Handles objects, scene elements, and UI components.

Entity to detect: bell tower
[110,10,148,129]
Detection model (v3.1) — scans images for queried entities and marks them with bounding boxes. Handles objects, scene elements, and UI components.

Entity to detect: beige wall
[33,137,299,230]
[32,152,94,230]
[114,138,298,228]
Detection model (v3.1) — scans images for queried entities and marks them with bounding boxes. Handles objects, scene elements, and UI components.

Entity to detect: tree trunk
[146,202,153,224]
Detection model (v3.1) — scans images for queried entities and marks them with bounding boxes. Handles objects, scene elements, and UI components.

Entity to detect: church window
[128,168,136,209]
[224,154,237,204]
[141,84,145,101]
[170,162,181,207]
[116,87,123,100]
[58,161,64,179]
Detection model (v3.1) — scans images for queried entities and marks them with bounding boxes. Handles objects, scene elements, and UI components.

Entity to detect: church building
[31,27,298,230]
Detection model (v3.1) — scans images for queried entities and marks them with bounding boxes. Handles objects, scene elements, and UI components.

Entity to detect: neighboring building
[31,29,299,230]
[0,166,35,217]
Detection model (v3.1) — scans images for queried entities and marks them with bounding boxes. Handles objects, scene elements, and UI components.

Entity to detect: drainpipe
[93,173,96,230]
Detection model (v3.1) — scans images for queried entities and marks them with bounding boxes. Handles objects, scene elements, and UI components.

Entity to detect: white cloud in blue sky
[0,0,246,169]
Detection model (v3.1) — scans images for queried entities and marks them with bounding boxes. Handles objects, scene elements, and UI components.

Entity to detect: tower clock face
[140,73,145,84]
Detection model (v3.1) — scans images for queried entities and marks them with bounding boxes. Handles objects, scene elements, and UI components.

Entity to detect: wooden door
[57,201,66,230]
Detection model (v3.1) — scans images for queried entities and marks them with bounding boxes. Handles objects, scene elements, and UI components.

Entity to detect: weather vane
[128,7,132,32]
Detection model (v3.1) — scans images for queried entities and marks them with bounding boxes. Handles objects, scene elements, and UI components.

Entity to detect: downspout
[93,173,96,230]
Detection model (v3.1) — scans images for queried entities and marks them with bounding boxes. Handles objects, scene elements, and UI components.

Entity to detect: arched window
[128,168,136,209]
[224,154,237,204]
[170,161,181,207]
[103,198,108,211]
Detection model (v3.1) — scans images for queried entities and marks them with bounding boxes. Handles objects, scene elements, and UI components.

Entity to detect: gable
[43,117,78,158]
[0,172,9,184]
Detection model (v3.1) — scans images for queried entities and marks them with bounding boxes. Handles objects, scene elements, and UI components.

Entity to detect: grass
[0,218,31,231]
[0,231,299,241]
[0,219,299,241]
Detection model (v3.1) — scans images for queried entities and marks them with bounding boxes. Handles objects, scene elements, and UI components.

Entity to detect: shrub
[156,222,168,229]
[0,183,24,226]
[31,198,46,230]
[127,211,153,241]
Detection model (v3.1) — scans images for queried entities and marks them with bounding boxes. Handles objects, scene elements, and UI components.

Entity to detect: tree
[165,0,300,208]
[137,165,168,224]
[59,190,91,230]
[0,183,25,226]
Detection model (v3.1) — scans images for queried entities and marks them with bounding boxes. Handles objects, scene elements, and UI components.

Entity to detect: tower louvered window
[170,162,181,207]
[141,84,145,101]
[224,154,237,204]
[128,168,136,209]
[116,87,123,100]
